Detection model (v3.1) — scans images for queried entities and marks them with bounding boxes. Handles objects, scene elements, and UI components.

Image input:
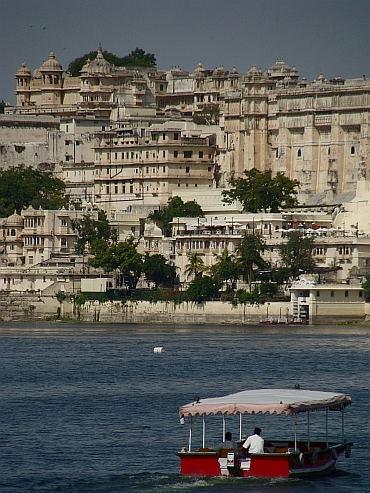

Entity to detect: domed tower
[15,62,31,106]
[5,211,24,266]
[38,51,64,105]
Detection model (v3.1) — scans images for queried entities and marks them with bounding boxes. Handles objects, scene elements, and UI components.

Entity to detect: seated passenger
[238,427,264,456]
[211,431,238,455]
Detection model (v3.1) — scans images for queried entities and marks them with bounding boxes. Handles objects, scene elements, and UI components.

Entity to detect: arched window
[297,149,302,157]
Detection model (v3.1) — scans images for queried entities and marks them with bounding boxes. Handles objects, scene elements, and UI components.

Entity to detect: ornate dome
[6,211,23,226]
[230,67,239,76]
[87,45,112,74]
[40,52,62,71]
[212,66,228,77]
[193,62,206,78]
[80,58,91,74]
[33,68,42,79]
[16,62,31,76]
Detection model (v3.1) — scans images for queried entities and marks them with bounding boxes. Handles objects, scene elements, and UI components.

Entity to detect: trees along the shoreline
[236,233,268,288]
[89,238,143,289]
[278,230,316,280]
[142,254,177,288]
[222,168,299,213]
[208,248,238,290]
[184,252,206,280]
[71,210,117,256]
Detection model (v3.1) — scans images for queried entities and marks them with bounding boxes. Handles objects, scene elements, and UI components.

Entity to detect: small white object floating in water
[154,346,166,353]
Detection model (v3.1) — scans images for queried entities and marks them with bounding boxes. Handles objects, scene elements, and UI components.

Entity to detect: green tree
[193,103,220,125]
[279,230,316,280]
[67,47,156,77]
[89,239,143,289]
[362,274,370,302]
[184,252,205,280]
[222,168,299,213]
[0,100,6,114]
[0,165,66,217]
[184,276,219,303]
[209,248,238,289]
[149,196,204,236]
[143,254,177,287]
[71,210,117,255]
[236,233,267,288]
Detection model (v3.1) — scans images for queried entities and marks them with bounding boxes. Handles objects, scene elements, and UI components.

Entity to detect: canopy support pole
[189,416,193,452]
[341,406,345,443]
[326,408,328,448]
[293,415,297,452]
[239,412,242,440]
[222,414,226,441]
[202,415,206,449]
[307,410,310,450]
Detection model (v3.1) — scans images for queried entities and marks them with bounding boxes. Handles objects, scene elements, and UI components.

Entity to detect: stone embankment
[0,292,368,324]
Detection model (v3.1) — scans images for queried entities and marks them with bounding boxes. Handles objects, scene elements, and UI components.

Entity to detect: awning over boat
[179,389,352,417]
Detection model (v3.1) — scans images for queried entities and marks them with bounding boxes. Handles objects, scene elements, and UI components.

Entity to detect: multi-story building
[93,121,217,211]
[5,49,370,202]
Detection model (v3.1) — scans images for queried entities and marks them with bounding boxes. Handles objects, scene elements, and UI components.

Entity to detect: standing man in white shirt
[239,427,264,455]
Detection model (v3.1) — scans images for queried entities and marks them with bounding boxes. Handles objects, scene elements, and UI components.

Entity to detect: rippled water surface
[0,322,369,492]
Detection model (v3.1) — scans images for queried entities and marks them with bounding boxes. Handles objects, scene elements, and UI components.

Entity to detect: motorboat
[177,388,352,478]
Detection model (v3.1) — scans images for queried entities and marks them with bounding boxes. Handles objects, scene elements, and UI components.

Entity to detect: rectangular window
[163,133,166,140]
[174,133,179,140]
[331,291,335,297]
[115,185,118,194]
[199,151,204,158]
[186,166,190,173]
[162,150,166,158]
[61,218,67,226]
[345,290,349,297]
[115,153,118,160]
[174,150,178,158]
[316,291,320,297]
[122,184,126,194]
[163,166,165,172]
[184,151,193,158]
[122,152,124,159]
[359,291,363,298]
[106,185,110,194]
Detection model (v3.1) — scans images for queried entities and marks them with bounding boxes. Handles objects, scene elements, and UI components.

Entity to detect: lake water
[0,322,369,492]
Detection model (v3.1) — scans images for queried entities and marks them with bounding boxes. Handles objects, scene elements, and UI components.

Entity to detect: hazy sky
[1,0,369,105]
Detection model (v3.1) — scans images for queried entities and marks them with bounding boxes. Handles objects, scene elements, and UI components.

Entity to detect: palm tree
[236,233,267,289]
[184,252,205,279]
[209,248,238,289]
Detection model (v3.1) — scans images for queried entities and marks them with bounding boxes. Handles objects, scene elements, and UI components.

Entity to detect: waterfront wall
[0,292,368,324]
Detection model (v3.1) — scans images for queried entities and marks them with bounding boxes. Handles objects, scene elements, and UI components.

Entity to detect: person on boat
[239,427,264,455]
[212,431,238,454]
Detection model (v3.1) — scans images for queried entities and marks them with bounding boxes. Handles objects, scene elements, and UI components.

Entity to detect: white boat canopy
[179,389,352,417]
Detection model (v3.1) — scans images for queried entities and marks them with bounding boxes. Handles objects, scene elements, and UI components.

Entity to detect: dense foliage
[68,48,156,76]
[279,230,316,279]
[362,274,370,301]
[184,276,219,303]
[193,103,220,125]
[71,210,117,255]
[222,168,299,213]
[89,238,143,289]
[142,254,177,287]
[0,165,66,217]
[236,233,268,287]
[149,196,204,236]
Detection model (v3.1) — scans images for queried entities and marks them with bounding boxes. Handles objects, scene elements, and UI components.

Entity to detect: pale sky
[1,0,369,105]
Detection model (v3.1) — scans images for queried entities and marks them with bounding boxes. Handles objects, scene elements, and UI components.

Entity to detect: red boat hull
[177,441,351,479]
